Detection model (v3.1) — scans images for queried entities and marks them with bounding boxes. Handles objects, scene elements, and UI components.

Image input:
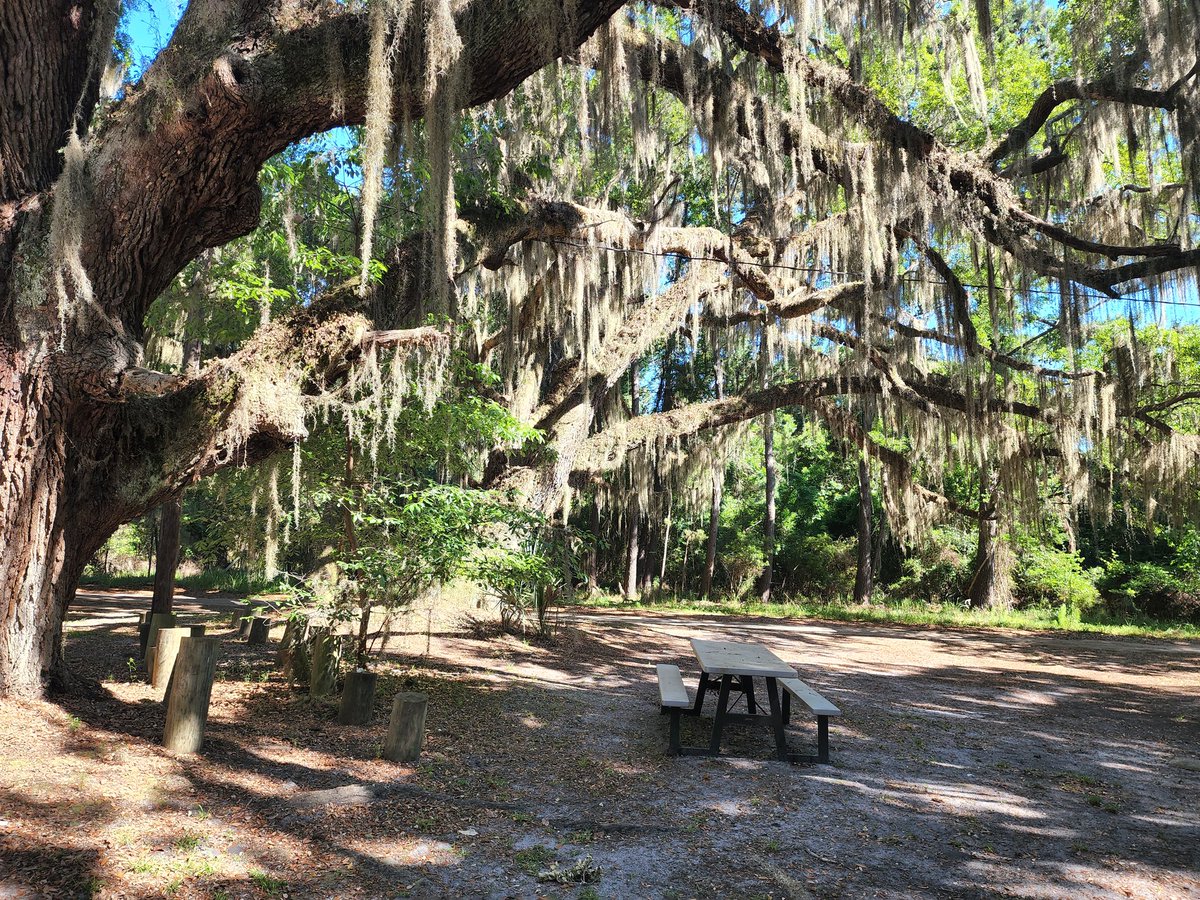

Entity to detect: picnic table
[656,638,841,764]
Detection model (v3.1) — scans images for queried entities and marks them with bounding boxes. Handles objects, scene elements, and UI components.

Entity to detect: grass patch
[574,593,1200,639]
[249,870,286,895]
[514,845,556,875]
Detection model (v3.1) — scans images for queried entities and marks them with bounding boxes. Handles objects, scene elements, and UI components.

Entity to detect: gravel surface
[0,590,1197,899]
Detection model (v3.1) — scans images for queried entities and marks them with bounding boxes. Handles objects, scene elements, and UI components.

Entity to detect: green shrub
[778,534,856,598]
[1014,548,1101,610]
[1100,560,1200,623]
[887,542,969,605]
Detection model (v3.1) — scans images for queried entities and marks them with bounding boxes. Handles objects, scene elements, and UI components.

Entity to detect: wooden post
[143,612,178,667]
[275,618,303,674]
[338,670,378,725]
[383,692,428,762]
[151,625,205,698]
[163,636,219,753]
[308,628,340,699]
[247,617,271,645]
[237,615,254,639]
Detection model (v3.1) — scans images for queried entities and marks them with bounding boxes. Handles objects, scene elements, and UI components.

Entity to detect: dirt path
[1,595,1197,899]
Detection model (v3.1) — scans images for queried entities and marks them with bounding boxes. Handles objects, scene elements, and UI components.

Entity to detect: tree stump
[308,629,340,699]
[383,692,428,762]
[143,612,178,666]
[337,670,378,725]
[151,624,206,698]
[163,636,219,753]
[247,617,271,645]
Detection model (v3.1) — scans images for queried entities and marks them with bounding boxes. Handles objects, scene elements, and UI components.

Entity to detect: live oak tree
[2,0,1199,697]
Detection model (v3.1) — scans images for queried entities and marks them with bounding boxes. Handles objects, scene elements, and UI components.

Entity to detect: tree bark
[853,454,874,605]
[756,332,776,603]
[586,497,600,595]
[701,359,725,599]
[967,474,1010,608]
[151,498,184,616]
[624,362,641,600]
[757,409,777,602]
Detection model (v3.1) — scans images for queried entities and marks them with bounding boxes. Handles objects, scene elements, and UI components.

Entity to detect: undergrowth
[574,593,1200,639]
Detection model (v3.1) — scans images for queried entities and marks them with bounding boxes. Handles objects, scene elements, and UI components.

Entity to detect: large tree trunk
[0,358,122,696]
[853,453,874,605]
[967,475,1010,608]
[151,498,184,617]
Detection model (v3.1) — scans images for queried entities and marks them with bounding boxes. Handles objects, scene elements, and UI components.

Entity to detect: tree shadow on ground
[26,604,1200,897]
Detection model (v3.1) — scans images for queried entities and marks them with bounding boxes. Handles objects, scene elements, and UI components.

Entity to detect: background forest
[83,0,1200,636]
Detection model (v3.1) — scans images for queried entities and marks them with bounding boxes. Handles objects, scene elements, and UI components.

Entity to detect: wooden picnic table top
[689,638,796,679]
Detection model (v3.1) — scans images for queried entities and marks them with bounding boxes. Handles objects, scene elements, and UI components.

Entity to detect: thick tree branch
[985,66,1196,167]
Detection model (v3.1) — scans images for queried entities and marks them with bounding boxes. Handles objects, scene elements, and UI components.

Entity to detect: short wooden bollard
[247,617,271,645]
[151,625,205,697]
[275,619,303,674]
[308,629,340,699]
[237,615,254,639]
[383,692,428,763]
[337,670,378,725]
[143,612,178,666]
[290,630,312,685]
[163,636,218,753]
[228,606,248,628]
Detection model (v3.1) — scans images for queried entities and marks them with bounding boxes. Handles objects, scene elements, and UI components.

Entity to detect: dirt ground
[1,589,1198,899]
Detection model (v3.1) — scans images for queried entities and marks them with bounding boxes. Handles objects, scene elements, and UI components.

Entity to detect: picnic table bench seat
[779,677,839,763]
[656,664,690,754]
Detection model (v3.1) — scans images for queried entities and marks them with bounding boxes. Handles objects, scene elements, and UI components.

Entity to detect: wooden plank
[689,639,795,678]
[779,677,841,717]
[655,664,691,707]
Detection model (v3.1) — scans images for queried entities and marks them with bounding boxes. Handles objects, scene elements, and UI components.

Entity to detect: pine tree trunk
[624,362,641,600]
[701,360,725,599]
[586,498,600,595]
[757,409,777,602]
[624,501,640,600]
[853,454,874,605]
[756,332,776,603]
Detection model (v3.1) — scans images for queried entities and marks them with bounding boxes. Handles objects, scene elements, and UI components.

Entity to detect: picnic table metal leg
[707,675,733,755]
[765,677,789,762]
[816,715,830,764]
[668,710,682,755]
[740,675,757,713]
[691,672,712,716]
